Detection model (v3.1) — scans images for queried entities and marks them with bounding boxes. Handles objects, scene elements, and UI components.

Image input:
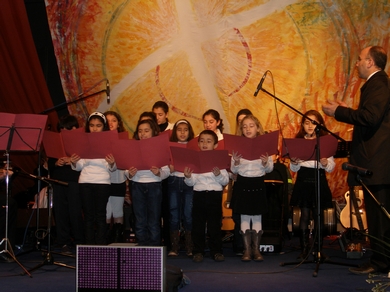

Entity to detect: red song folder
[111,134,171,170]
[0,112,47,152]
[42,131,66,158]
[60,130,119,159]
[170,147,230,173]
[281,134,338,161]
[223,131,279,160]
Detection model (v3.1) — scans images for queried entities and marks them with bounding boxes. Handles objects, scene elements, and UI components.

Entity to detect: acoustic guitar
[339,187,367,231]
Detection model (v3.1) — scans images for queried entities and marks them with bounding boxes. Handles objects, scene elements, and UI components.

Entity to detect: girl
[202,109,224,141]
[128,119,170,246]
[184,130,229,262]
[70,112,116,245]
[231,115,273,261]
[235,108,253,136]
[152,101,174,132]
[168,119,195,256]
[104,111,128,243]
[289,110,335,260]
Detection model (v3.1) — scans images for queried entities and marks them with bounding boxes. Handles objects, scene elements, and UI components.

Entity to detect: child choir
[50,104,334,264]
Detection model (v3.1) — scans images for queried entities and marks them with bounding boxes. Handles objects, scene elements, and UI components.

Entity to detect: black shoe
[349,262,376,275]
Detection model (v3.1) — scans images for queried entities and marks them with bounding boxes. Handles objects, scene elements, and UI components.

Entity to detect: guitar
[339,187,368,230]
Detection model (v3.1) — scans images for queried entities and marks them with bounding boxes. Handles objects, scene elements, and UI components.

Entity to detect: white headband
[175,119,189,126]
[88,111,107,124]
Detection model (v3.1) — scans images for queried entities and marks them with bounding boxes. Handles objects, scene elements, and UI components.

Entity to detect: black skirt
[290,167,333,209]
[231,175,267,215]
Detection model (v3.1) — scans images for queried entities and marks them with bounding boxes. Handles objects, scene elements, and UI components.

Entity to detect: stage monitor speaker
[76,244,166,292]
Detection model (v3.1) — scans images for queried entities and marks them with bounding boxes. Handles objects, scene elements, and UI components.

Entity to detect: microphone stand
[256,86,356,276]
[40,89,107,114]
[21,173,75,275]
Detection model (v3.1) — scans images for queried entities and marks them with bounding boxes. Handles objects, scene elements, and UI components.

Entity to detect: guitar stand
[22,181,75,275]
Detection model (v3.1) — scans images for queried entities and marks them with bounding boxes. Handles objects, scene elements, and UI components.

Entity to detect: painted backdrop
[45,0,390,200]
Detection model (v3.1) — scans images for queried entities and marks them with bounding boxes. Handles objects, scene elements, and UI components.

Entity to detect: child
[127,119,170,246]
[231,108,253,255]
[202,109,224,141]
[184,130,229,262]
[231,114,273,261]
[70,112,116,245]
[48,115,83,254]
[168,119,195,256]
[152,101,174,132]
[289,110,335,260]
[235,108,253,136]
[104,111,129,243]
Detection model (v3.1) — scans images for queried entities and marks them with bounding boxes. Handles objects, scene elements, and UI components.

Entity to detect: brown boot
[168,230,180,256]
[252,230,264,262]
[185,231,193,256]
[241,230,252,262]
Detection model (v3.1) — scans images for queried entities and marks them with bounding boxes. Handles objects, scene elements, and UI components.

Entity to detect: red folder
[170,147,230,173]
[0,112,47,151]
[61,130,119,159]
[42,131,67,158]
[281,135,338,161]
[223,131,279,160]
[111,134,171,170]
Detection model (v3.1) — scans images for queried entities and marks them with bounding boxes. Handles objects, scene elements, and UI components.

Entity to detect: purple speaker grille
[77,246,164,291]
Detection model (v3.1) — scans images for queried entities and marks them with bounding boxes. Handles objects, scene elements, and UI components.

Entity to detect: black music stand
[0,112,48,277]
[255,82,358,276]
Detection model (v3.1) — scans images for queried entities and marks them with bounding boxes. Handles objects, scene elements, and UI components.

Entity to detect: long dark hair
[202,109,224,133]
[104,110,125,132]
[296,110,327,138]
[170,119,195,142]
[133,119,160,140]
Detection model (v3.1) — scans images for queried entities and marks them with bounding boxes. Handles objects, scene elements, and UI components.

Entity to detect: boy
[184,130,229,262]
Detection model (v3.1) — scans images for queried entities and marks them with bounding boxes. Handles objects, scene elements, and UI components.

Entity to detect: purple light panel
[77,245,165,291]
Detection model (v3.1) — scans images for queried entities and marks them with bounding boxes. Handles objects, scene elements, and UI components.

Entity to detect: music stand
[0,112,48,277]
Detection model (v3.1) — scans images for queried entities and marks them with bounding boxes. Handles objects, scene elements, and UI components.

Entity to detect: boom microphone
[254,71,268,97]
[106,80,110,104]
[342,162,373,177]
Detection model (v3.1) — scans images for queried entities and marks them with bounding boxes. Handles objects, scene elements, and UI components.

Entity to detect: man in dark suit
[322,45,390,274]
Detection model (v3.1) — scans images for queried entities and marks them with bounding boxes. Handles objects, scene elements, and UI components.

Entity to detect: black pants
[192,190,222,257]
[53,181,84,246]
[80,183,110,245]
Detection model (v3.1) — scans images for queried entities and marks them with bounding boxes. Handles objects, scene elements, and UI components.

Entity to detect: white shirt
[184,169,229,191]
[290,157,335,173]
[72,158,116,184]
[110,169,129,184]
[230,156,274,177]
[129,166,170,183]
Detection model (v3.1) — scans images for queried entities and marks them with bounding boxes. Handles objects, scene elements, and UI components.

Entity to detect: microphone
[342,162,373,177]
[254,71,268,97]
[106,80,110,104]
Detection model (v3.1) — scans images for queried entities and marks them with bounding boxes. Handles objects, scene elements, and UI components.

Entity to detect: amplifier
[260,230,283,253]
[77,244,166,292]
